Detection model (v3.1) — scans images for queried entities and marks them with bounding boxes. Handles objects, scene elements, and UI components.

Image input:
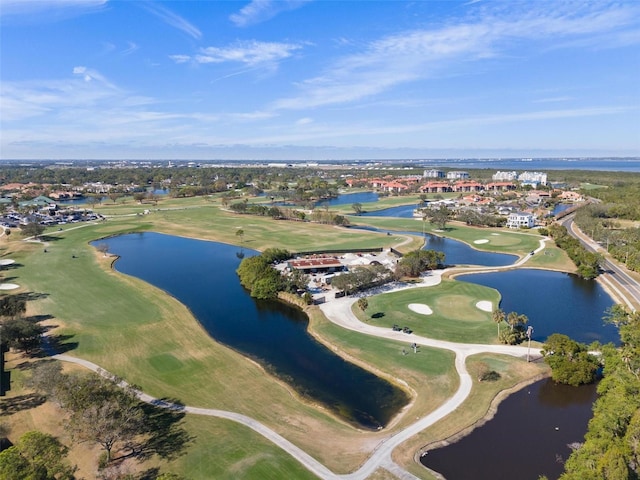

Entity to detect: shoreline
[415,372,548,457]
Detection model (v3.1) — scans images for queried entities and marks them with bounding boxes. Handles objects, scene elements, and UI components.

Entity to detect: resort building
[419,182,453,193]
[485,182,517,192]
[559,191,584,202]
[287,257,345,273]
[453,181,484,193]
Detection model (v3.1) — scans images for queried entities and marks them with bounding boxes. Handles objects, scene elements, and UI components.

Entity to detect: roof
[289,258,343,270]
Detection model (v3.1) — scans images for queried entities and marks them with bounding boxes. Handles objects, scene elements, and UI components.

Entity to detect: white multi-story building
[506,212,535,229]
[492,171,518,181]
[446,171,469,180]
[423,169,445,178]
[518,171,548,186]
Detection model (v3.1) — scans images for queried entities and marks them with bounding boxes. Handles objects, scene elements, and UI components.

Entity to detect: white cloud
[296,117,313,125]
[168,54,191,64]
[230,106,636,146]
[272,3,640,111]
[141,2,201,39]
[72,66,117,88]
[121,41,139,55]
[532,96,572,104]
[193,40,303,66]
[0,0,107,17]
[229,0,311,27]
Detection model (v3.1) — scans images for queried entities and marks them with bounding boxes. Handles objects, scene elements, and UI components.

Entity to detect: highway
[560,214,640,311]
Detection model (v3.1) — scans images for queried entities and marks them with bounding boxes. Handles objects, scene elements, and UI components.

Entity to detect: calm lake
[421,378,599,480]
[459,269,618,344]
[99,232,408,430]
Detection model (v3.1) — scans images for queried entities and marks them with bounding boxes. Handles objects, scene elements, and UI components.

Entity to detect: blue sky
[1,0,639,160]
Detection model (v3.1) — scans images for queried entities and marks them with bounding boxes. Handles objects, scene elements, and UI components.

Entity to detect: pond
[57,196,107,205]
[359,204,417,218]
[315,191,379,208]
[458,269,618,344]
[98,232,409,430]
[552,203,572,216]
[422,232,517,267]
[421,378,599,480]
[347,225,517,267]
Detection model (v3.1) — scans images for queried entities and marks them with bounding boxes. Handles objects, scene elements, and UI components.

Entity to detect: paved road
[560,214,640,311]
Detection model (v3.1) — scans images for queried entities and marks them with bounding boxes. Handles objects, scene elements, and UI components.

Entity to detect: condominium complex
[423,169,445,178]
[492,170,548,186]
[446,171,470,180]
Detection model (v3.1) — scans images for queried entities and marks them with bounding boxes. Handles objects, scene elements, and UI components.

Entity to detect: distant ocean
[415,158,640,172]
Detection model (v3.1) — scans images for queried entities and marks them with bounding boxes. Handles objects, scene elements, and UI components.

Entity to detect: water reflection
[421,378,598,480]
[315,191,379,208]
[358,205,416,218]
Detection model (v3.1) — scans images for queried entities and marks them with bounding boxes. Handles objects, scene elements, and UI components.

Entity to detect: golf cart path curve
[48,236,547,479]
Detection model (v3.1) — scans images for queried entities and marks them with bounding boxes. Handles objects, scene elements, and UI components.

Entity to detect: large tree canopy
[542,333,600,386]
[395,249,445,278]
[0,431,74,480]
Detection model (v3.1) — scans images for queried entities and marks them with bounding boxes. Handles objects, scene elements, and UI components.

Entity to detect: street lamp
[526,325,534,362]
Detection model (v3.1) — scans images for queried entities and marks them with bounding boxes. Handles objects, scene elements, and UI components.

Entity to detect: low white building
[506,212,535,229]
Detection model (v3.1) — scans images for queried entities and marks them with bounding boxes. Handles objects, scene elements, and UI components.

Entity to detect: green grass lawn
[0,212,446,475]
[0,195,558,478]
[580,182,608,190]
[349,216,542,257]
[308,309,458,429]
[523,243,577,272]
[165,416,320,480]
[353,279,501,344]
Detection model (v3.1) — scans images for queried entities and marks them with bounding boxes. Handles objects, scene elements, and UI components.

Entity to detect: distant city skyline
[1,0,639,160]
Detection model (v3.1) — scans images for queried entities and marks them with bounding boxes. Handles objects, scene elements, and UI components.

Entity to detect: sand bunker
[0,283,19,290]
[433,229,445,232]
[473,239,489,244]
[0,259,15,266]
[476,301,493,312]
[491,233,500,236]
[408,303,433,315]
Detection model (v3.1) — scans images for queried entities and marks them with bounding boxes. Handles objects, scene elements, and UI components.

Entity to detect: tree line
[573,203,640,273]
[547,305,640,479]
[547,224,601,279]
[1,361,191,480]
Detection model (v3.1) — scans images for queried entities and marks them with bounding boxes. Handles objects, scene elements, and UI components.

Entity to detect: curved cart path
[49,236,548,479]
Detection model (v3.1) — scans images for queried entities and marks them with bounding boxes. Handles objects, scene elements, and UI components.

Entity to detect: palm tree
[492,308,505,338]
[507,311,519,331]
